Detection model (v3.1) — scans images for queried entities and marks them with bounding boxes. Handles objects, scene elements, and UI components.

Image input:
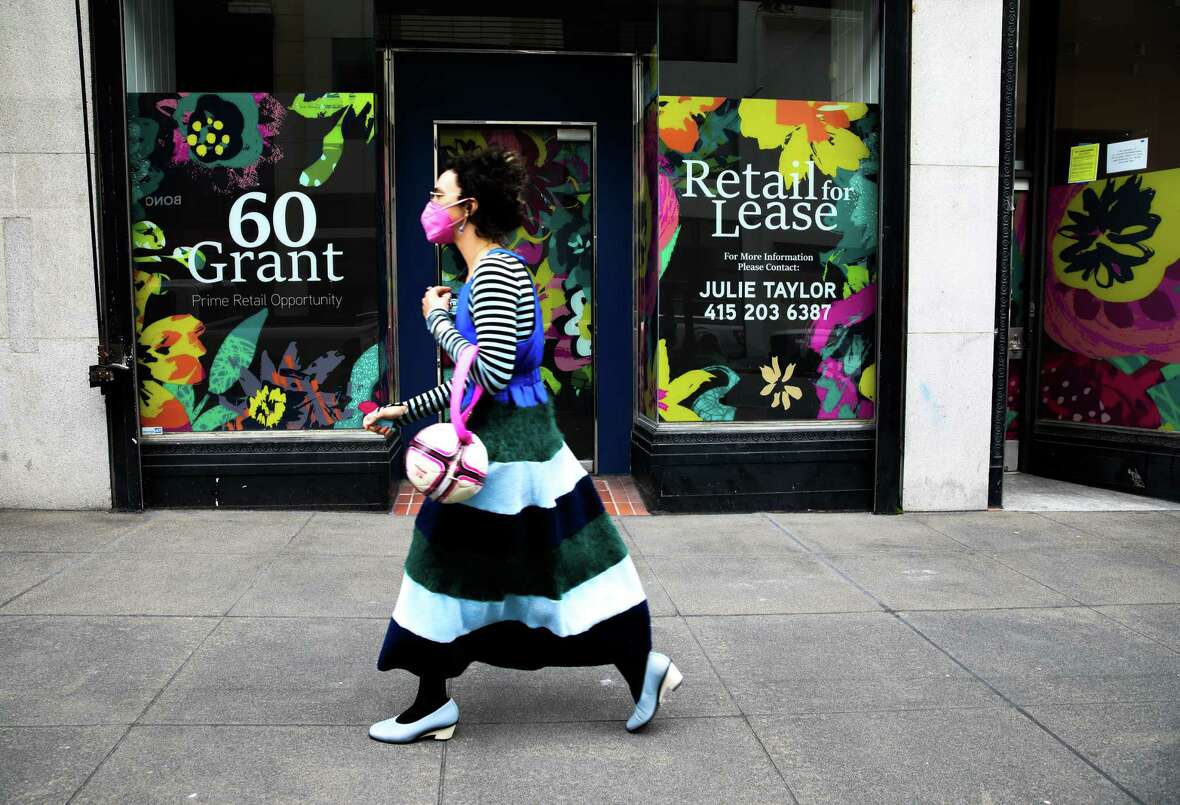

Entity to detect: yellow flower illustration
[1051,170,1180,303]
[858,362,877,402]
[659,96,724,153]
[247,385,287,428]
[759,356,804,410]
[657,339,713,422]
[132,269,167,331]
[139,314,207,385]
[738,99,869,178]
[138,380,188,429]
[534,258,567,335]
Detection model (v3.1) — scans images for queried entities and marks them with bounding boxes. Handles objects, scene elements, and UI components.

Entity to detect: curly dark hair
[446,145,528,242]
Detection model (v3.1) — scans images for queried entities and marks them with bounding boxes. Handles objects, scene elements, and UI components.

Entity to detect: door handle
[89,341,132,388]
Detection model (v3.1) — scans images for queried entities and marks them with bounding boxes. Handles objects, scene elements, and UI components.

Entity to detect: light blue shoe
[625,652,683,733]
[369,699,459,744]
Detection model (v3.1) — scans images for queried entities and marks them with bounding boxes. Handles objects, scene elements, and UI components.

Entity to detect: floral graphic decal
[247,386,287,428]
[1055,175,1162,296]
[225,342,349,430]
[129,92,288,202]
[130,220,209,430]
[288,93,375,187]
[177,93,262,166]
[1041,166,1180,432]
[125,91,384,434]
[759,357,805,411]
[738,99,870,178]
[637,58,660,421]
[656,340,713,422]
[438,126,596,455]
[658,96,723,153]
[655,95,879,423]
[691,365,740,422]
[139,315,207,386]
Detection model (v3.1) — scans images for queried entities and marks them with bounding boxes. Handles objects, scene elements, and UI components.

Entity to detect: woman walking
[362,145,681,743]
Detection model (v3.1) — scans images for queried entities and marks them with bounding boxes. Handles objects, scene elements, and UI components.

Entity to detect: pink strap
[450,345,483,444]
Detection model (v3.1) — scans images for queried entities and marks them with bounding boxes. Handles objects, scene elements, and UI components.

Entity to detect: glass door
[435,123,597,466]
[1021,0,1180,500]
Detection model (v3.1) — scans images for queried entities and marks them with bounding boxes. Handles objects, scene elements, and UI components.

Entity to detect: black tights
[394,674,449,724]
[396,657,649,722]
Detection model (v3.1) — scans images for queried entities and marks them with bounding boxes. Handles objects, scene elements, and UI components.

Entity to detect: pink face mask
[420,198,472,244]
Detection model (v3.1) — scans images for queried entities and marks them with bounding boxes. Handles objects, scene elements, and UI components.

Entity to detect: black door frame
[988,0,1021,508]
[873,0,911,514]
[86,0,143,512]
[389,50,636,475]
[1013,0,1180,503]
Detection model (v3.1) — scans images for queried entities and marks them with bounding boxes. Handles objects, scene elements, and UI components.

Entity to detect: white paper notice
[1107,138,1148,173]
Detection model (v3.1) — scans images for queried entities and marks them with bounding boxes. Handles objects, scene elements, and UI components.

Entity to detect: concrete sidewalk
[1,508,1178,804]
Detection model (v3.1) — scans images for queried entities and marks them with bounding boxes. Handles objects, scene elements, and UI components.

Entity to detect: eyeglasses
[428,190,458,204]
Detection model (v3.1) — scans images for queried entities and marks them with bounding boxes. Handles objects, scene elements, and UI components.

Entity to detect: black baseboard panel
[1026,424,1180,503]
[142,436,404,510]
[630,420,874,513]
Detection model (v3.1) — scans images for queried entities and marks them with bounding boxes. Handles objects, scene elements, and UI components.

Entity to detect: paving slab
[0,552,78,605]
[826,550,1074,610]
[1,553,271,616]
[632,555,676,616]
[0,726,127,804]
[0,615,217,724]
[767,512,967,554]
[449,617,739,725]
[141,616,413,726]
[901,607,1180,705]
[749,707,1134,804]
[0,510,145,553]
[1037,511,1180,559]
[1025,702,1180,804]
[441,717,792,804]
[646,554,877,616]
[984,546,1180,605]
[611,516,641,553]
[285,511,414,556]
[72,725,441,805]
[229,554,402,618]
[100,509,311,554]
[1094,604,1180,654]
[689,613,1000,715]
[915,510,1111,552]
[620,513,805,556]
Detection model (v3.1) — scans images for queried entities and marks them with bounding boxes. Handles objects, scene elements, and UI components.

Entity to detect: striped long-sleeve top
[397,251,536,422]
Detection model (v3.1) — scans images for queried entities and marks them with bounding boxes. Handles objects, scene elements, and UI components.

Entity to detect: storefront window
[1037,0,1180,433]
[122,1,384,435]
[654,0,881,423]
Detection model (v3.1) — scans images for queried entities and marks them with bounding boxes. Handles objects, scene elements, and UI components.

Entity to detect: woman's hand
[363,404,407,436]
[421,286,452,319]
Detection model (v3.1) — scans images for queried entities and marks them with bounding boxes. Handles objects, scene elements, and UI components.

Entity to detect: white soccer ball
[405,423,488,504]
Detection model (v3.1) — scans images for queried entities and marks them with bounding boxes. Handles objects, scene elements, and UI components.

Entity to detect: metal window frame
[86,0,144,510]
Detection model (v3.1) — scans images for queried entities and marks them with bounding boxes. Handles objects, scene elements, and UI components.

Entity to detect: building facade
[1,0,1175,513]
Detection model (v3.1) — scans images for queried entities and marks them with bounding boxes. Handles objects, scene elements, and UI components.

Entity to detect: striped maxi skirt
[377,398,653,679]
